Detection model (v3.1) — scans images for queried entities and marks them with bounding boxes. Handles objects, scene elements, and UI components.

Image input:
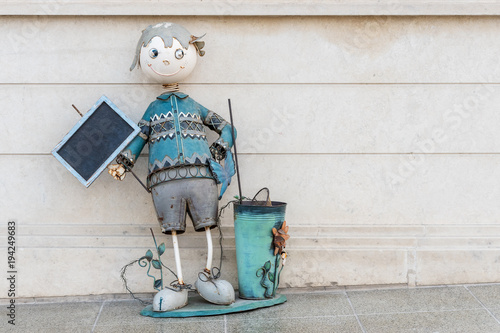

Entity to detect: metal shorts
[151,178,218,234]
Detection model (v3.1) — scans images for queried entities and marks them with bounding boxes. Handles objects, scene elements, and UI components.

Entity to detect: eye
[175,49,184,59]
[149,49,159,59]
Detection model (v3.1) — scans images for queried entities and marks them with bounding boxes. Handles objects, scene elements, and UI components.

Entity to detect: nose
[163,60,170,66]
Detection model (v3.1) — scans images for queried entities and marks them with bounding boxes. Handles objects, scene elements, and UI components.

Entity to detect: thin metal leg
[171,231,184,285]
[205,226,213,273]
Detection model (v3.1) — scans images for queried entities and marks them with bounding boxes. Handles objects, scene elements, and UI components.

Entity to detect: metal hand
[210,142,227,161]
[108,164,126,181]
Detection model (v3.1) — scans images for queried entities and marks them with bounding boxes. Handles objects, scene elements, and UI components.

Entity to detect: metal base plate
[140,293,287,318]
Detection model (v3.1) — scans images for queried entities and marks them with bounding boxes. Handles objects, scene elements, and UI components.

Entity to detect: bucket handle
[251,187,270,204]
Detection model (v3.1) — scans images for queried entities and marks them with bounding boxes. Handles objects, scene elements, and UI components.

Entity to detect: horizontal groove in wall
[6,223,500,249]
[14,222,500,229]
[1,1,500,16]
[2,82,500,86]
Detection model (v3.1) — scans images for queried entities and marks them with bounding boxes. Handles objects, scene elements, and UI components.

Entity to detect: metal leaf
[152,260,161,269]
[154,279,162,289]
[158,243,166,256]
[268,272,275,283]
[145,249,153,261]
[264,260,271,271]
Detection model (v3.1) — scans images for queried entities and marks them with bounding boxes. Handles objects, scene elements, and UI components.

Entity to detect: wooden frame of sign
[52,95,140,187]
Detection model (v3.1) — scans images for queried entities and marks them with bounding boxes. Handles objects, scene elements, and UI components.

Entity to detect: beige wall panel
[0,247,238,298]
[417,238,500,249]
[2,16,500,84]
[3,83,500,155]
[236,154,500,226]
[282,249,408,288]
[416,250,500,285]
[3,154,500,227]
[424,225,500,237]
[1,85,161,155]
[0,247,407,297]
[3,0,500,16]
[0,155,157,225]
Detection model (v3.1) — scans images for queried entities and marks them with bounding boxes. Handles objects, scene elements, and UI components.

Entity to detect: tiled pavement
[2,284,500,332]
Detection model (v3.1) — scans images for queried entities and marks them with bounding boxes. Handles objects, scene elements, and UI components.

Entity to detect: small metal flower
[272,221,290,255]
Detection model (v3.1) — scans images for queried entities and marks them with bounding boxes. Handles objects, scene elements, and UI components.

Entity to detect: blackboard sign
[52,96,140,187]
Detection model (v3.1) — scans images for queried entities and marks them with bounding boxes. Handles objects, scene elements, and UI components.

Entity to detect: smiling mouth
[148,64,185,76]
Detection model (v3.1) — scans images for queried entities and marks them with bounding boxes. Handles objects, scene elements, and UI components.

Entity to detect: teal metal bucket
[233,201,287,300]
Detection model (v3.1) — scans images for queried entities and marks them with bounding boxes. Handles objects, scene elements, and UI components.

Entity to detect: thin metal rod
[116,150,150,193]
[171,231,184,285]
[72,104,83,117]
[127,166,150,193]
[228,99,242,203]
[205,226,213,272]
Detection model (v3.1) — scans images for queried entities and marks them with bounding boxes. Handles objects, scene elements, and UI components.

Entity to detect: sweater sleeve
[118,105,151,168]
[199,103,237,150]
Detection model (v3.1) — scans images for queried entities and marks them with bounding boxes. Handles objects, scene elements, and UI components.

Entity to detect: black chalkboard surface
[52,96,140,187]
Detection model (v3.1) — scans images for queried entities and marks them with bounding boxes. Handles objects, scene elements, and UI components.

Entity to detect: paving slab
[347,286,482,314]
[93,320,225,333]
[1,302,101,333]
[489,309,500,324]
[225,292,354,321]
[358,309,500,333]
[226,316,364,333]
[93,298,224,332]
[467,284,500,309]
[4,285,500,332]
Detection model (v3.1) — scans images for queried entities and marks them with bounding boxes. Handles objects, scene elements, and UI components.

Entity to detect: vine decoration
[120,228,187,305]
[139,228,186,292]
[256,221,290,298]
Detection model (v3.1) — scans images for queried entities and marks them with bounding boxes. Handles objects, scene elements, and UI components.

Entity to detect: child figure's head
[130,23,205,84]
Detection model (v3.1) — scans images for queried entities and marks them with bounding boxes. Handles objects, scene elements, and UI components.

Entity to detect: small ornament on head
[130,23,205,84]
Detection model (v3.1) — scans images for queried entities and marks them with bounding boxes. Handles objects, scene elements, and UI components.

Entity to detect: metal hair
[130,22,205,71]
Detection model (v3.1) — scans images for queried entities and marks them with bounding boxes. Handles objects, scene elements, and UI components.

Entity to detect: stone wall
[1,3,500,297]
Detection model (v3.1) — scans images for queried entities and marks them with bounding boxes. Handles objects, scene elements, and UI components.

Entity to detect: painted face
[139,36,197,84]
